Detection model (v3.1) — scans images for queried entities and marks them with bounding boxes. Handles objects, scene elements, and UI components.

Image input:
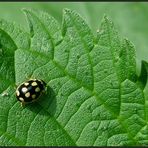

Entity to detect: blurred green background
[0,2,147,74]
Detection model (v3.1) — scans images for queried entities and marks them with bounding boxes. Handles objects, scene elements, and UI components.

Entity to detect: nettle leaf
[0,9,148,146]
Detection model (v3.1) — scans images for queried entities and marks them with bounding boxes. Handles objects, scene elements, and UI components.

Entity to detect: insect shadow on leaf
[26,85,57,117]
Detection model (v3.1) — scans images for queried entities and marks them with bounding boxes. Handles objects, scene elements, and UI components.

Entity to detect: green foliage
[0,9,148,146]
[0,2,148,74]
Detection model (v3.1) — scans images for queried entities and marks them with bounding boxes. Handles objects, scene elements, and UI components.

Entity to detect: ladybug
[16,79,47,106]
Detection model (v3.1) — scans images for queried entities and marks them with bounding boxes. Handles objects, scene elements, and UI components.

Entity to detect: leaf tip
[102,14,114,26]
[22,8,32,18]
[124,38,136,50]
[22,8,30,14]
[63,8,71,15]
[103,13,108,19]
[22,8,35,16]
[103,14,110,21]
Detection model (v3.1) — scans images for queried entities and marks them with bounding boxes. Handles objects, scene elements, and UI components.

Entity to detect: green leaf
[0,8,148,146]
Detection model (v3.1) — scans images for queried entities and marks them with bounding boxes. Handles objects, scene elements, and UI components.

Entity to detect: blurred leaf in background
[0,2,147,73]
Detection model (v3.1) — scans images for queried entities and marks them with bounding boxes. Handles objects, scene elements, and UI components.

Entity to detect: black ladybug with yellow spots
[16,79,47,106]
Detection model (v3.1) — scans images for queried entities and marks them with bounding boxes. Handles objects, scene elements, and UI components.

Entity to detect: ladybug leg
[25,75,34,82]
[42,86,47,95]
[21,101,26,107]
[28,75,37,81]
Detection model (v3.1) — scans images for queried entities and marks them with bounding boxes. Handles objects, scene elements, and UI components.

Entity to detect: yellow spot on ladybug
[35,87,40,92]
[22,87,28,93]
[16,90,20,96]
[25,92,30,98]
[19,97,24,102]
[32,94,36,99]
[24,82,29,86]
[32,82,38,86]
